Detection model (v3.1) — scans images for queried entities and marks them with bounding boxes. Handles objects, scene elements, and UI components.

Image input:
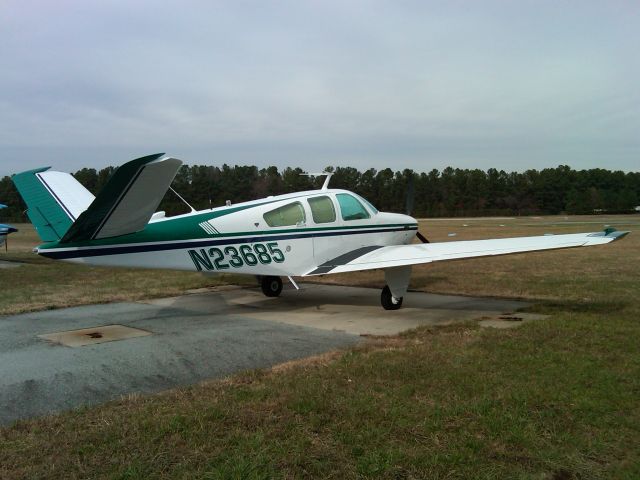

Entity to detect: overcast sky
[1,0,638,176]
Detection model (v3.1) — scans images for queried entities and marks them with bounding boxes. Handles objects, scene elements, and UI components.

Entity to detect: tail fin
[61,153,181,243]
[13,153,182,245]
[11,168,95,242]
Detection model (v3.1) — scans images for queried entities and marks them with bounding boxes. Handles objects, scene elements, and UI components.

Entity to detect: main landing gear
[258,272,407,310]
[260,275,283,297]
[381,285,403,310]
[381,265,411,310]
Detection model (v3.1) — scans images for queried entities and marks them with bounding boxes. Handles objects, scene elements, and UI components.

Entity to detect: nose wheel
[260,275,283,297]
[381,285,403,310]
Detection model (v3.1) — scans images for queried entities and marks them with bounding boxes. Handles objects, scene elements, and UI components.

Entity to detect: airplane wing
[304,229,629,275]
[0,224,18,234]
[61,154,181,242]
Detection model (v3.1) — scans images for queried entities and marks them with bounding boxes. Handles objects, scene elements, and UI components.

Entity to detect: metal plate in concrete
[476,312,548,329]
[38,324,152,347]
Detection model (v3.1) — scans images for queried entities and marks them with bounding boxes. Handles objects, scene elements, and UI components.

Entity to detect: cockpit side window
[263,202,306,227]
[307,195,336,224]
[336,193,370,221]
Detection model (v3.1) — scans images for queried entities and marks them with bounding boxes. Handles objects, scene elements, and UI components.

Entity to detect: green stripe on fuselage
[39,191,318,250]
[38,220,417,252]
[38,203,259,250]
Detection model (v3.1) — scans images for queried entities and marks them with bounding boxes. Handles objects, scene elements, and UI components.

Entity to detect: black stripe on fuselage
[307,245,384,274]
[39,225,417,260]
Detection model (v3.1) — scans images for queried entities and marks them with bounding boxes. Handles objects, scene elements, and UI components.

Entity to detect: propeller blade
[416,231,430,243]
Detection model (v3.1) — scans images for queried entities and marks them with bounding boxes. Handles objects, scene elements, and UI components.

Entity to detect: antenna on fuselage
[301,171,334,190]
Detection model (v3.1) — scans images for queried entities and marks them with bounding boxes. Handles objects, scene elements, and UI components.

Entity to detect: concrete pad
[141,284,532,336]
[0,284,534,425]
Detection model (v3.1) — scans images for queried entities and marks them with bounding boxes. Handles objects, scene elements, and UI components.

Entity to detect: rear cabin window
[307,196,336,224]
[263,202,306,227]
[336,193,370,221]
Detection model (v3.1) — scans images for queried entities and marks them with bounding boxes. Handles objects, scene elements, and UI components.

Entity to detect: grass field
[1,215,639,479]
[0,224,251,315]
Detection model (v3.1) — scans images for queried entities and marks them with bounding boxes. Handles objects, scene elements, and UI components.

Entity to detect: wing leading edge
[304,229,629,276]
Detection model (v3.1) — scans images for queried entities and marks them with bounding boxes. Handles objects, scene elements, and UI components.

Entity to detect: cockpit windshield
[355,194,378,215]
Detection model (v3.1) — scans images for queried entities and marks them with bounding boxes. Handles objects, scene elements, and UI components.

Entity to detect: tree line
[1,163,639,222]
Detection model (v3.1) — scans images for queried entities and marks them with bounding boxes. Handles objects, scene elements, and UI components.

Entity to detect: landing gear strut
[260,276,283,297]
[381,285,403,310]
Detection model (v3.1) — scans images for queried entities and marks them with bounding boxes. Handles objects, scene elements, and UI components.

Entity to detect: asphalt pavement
[0,284,531,425]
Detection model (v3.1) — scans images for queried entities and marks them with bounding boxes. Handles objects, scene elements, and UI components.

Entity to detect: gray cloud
[1,0,638,176]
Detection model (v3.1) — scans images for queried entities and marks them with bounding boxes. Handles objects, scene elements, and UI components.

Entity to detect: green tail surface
[12,153,178,245]
[12,167,73,242]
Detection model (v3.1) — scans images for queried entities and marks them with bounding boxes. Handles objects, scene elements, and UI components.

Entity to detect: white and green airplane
[12,153,629,309]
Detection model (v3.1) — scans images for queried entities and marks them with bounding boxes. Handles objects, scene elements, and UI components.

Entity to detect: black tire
[381,285,403,310]
[261,276,283,297]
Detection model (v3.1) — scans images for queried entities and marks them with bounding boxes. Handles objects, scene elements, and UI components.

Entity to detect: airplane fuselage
[36,189,418,277]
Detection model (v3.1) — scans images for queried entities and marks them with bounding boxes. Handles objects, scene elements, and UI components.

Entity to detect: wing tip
[588,228,630,242]
[608,230,630,241]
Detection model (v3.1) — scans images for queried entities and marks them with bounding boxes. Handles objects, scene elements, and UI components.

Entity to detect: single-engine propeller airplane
[0,204,18,251]
[12,153,629,309]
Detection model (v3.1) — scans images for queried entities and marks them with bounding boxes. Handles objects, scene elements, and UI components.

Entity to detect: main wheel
[261,276,283,297]
[381,285,403,310]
